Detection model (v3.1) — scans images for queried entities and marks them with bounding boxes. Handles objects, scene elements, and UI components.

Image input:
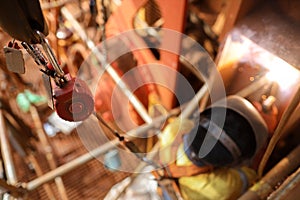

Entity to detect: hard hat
[183,95,268,167]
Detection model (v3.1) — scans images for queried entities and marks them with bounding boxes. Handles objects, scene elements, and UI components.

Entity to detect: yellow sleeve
[176,145,257,200]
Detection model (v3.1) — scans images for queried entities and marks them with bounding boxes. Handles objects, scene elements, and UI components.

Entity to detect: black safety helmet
[183,95,268,167]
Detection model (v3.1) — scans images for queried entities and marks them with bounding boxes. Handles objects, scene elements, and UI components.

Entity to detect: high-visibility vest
[156,118,212,178]
[156,118,257,200]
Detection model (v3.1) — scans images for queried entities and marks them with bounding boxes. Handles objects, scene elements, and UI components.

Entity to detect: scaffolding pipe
[268,167,300,200]
[25,138,119,191]
[239,145,300,200]
[25,108,179,191]
[27,154,56,200]
[0,178,26,198]
[30,106,68,200]
[41,0,75,10]
[180,85,207,119]
[0,110,17,185]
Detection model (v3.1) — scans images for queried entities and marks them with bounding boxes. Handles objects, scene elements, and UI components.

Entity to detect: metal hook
[36,31,65,78]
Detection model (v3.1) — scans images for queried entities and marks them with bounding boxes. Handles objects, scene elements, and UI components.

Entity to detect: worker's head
[183,95,268,167]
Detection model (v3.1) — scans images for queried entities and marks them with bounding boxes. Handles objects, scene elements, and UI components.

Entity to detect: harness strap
[164,162,213,178]
[153,162,212,179]
[200,118,242,160]
[157,118,212,179]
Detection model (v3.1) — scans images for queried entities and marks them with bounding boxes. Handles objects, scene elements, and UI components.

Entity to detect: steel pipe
[25,107,179,191]
[0,110,17,185]
[180,85,207,119]
[239,145,300,200]
[25,138,119,191]
[268,167,300,200]
[30,106,68,200]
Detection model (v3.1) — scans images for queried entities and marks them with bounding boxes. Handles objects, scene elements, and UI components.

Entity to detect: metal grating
[12,130,129,200]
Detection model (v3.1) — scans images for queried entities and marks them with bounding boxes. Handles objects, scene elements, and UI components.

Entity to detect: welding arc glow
[265,57,299,90]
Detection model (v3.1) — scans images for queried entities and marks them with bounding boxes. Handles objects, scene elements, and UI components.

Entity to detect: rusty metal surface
[235,0,300,68]
[239,145,300,200]
[105,0,187,110]
[268,167,300,200]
